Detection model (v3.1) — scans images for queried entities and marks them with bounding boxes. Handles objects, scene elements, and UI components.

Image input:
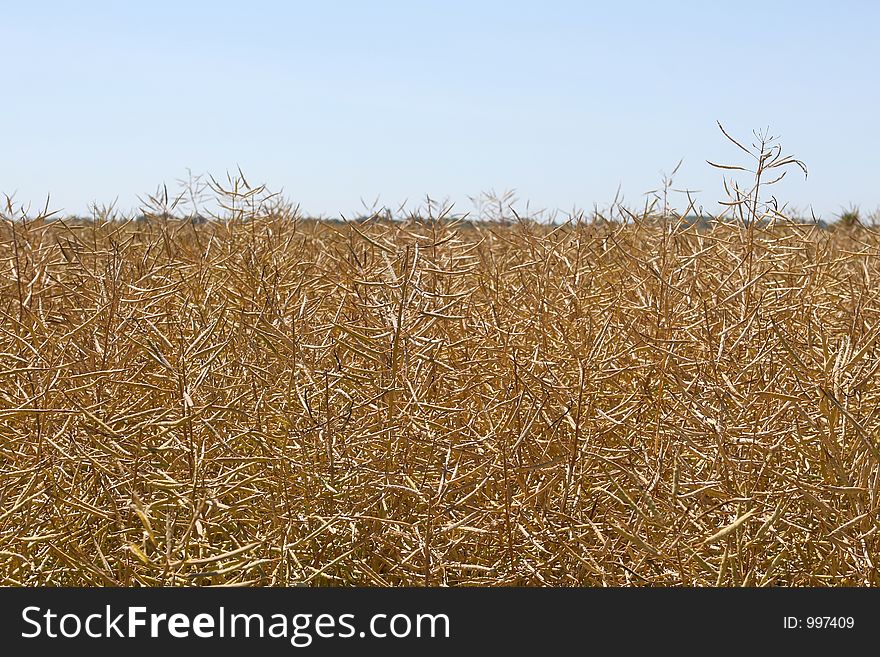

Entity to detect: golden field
[2,204,879,586]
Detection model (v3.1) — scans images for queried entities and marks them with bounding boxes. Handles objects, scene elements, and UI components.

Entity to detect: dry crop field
[2,197,880,586]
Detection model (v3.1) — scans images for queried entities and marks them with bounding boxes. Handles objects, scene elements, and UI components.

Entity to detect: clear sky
[2,1,878,220]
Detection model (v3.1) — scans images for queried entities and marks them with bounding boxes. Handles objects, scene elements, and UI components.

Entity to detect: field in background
[2,203,880,586]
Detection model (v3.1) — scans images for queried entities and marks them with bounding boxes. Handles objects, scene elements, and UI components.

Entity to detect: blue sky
[2,1,878,219]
